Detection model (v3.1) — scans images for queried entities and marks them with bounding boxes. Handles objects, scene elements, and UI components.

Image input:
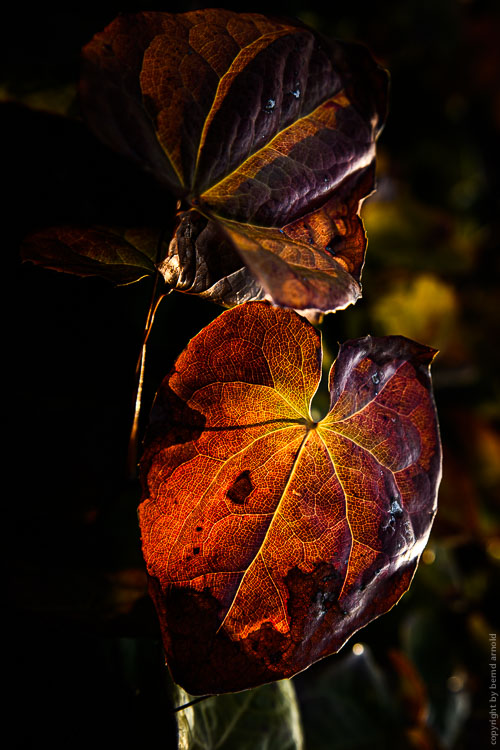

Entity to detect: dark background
[7,2,499,748]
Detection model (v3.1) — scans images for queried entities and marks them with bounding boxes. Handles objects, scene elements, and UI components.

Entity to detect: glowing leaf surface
[139,302,441,694]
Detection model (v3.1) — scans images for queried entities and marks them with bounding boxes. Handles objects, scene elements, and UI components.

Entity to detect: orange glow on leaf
[139,302,441,694]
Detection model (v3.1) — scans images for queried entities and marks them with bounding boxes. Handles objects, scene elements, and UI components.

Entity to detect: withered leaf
[61,9,387,313]
[21,225,161,283]
[139,302,442,694]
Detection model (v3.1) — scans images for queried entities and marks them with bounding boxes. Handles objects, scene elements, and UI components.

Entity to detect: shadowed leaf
[21,225,162,283]
[139,302,442,694]
[61,10,388,313]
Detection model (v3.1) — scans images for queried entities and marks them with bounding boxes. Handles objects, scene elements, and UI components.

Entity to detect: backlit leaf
[176,679,303,750]
[75,10,387,313]
[139,302,442,694]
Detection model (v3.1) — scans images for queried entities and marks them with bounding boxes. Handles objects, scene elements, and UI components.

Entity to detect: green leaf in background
[175,680,303,750]
[296,644,437,750]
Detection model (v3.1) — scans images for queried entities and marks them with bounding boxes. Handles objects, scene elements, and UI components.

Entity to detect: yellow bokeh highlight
[371,273,458,353]
[422,548,436,565]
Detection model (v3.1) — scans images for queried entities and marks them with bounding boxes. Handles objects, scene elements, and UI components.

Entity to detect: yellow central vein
[217,426,315,633]
[164,421,302,576]
[197,88,349,198]
[261,547,288,624]
[154,128,185,189]
[318,428,382,591]
[205,435,305,545]
[319,423,397,472]
[257,326,312,419]
[316,428,354,600]
[322,362,411,424]
[192,28,292,184]
[189,378,307,421]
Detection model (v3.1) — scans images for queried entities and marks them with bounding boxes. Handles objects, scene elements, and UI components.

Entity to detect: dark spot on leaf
[196,526,203,532]
[325,235,343,255]
[227,470,253,504]
[193,547,200,554]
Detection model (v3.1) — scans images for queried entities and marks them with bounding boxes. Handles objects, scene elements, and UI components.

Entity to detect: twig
[126,227,170,479]
[172,694,213,713]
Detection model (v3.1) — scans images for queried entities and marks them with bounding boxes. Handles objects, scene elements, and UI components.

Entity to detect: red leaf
[139,302,442,694]
[78,10,387,313]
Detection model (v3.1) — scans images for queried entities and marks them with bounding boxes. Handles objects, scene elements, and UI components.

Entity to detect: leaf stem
[172,694,213,713]
[126,227,170,479]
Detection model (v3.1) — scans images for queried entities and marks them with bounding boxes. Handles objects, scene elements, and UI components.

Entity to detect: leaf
[75,10,387,313]
[0,81,77,118]
[139,301,442,694]
[176,680,303,750]
[296,644,436,750]
[21,225,161,283]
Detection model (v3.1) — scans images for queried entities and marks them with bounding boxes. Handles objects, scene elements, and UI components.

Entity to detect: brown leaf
[76,10,387,313]
[21,225,162,283]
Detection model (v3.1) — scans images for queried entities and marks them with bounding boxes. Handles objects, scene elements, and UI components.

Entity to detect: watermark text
[490,633,497,745]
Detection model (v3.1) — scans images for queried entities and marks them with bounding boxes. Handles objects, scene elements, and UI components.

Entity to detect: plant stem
[127,227,171,480]
[126,291,166,480]
[172,694,213,713]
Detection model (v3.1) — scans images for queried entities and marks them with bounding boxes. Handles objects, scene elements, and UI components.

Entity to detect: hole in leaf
[226,470,253,504]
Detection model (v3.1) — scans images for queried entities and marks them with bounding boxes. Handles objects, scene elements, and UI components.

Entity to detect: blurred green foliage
[176,680,303,749]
